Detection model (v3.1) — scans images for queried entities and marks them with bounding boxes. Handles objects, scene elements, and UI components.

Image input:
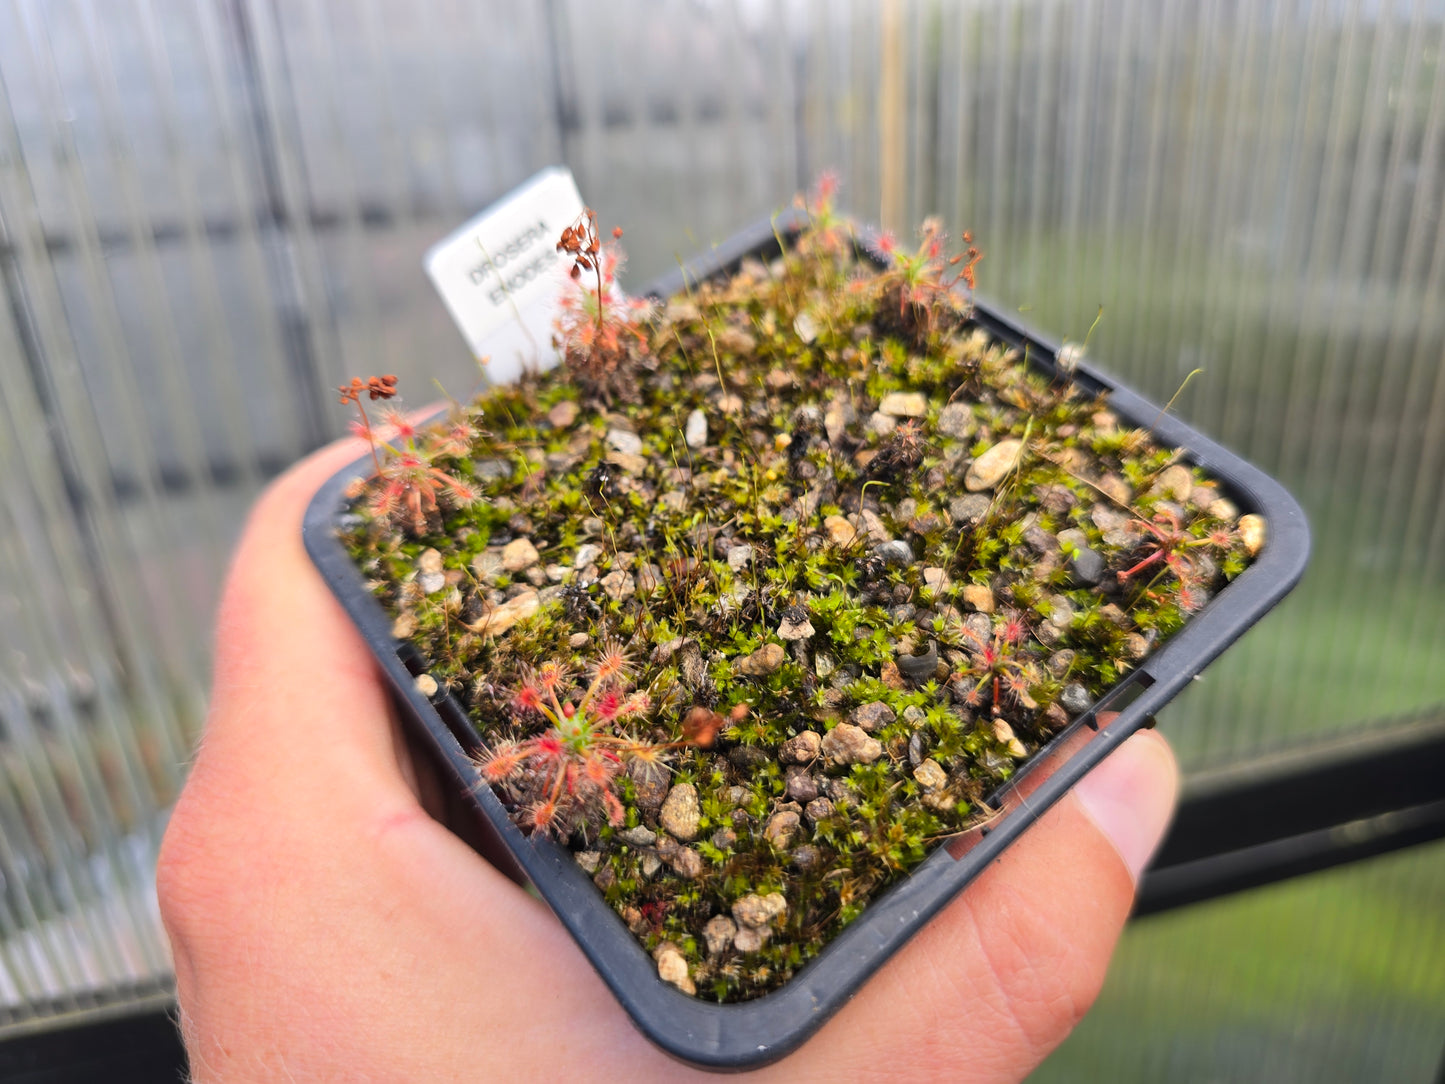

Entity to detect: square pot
[303,210,1309,1070]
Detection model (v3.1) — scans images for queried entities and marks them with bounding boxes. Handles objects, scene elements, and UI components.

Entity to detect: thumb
[1073,728,1179,885]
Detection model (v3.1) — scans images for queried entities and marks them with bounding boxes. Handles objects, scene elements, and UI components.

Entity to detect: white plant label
[425,166,586,386]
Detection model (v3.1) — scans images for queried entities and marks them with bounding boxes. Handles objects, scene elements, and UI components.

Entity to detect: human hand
[158,435,1179,1082]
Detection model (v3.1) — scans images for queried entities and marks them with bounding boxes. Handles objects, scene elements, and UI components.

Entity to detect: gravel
[821,723,884,766]
[1060,682,1092,715]
[660,784,701,841]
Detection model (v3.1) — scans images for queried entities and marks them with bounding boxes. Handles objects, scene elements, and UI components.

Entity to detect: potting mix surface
[338,205,1260,1001]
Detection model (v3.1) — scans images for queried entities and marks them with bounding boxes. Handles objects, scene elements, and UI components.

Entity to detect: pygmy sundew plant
[339,375,481,535]
[480,642,669,838]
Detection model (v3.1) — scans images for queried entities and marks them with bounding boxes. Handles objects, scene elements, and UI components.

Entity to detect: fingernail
[1073,734,1178,884]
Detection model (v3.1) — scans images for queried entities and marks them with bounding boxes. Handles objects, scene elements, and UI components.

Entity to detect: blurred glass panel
[1033,842,1445,1083]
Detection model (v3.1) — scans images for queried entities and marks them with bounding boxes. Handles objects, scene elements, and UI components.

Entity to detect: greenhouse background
[0,0,1441,1079]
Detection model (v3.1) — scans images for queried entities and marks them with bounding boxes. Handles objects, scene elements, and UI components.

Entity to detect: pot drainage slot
[1081,670,1156,731]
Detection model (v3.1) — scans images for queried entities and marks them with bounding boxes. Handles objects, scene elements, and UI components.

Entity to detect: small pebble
[1060,683,1092,715]
[1070,546,1106,587]
[866,411,897,437]
[784,767,819,804]
[913,759,948,791]
[703,915,737,956]
[965,439,1023,491]
[501,537,540,572]
[1239,513,1266,556]
[849,700,896,733]
[1023,526,1059,556]
[547,400,579,428]
[1097,474,1133,505]
[467,590,539,636]
[949,493,992,525]
[779,731,823,764]
[1154,464,1194,502]
[790,844,824,872]
[655,946,696,995]
[656,837,704,879]
[936,402,972,439]
[764,810,802,848]
[963,584,996,614]
[824,515,859,546]
[1209,497,1240,521]
[684,408,708,449]
[875,539,915,567]
[413,673,438,697]
[606,428,643,456]
[1046,649,1077,677]
[794,311,820,343]
[600,570,634,600]
[732,892,787,929]
[804,797,835,823]
[1045,594,1076,629]
[733,926,770,953]
[660,784,701,841]
[777,613,815,641]
[618,826,657,847]
[821,723,884,766]
[879,391,927,417]
[736,643,786,677]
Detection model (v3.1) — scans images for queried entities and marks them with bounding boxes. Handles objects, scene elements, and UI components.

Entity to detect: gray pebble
[1060,682,1092,715]
[949,493,992,525]
[1070,546,1106,586]
[1045,595,1076,629]
[897,640,939,679]
[936,402,972,439]
[849,700,896,732]
[784,766,820,804]
[875,539,915,567]
[703,915,737,956]
[684,409,708,449]
[606,428,643,456]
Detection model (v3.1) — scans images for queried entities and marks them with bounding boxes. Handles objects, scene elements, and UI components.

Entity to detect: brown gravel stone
[821,723,884,766]
[660,783,701,841]
[849,700,896,732]
[764,810,802,848]
[736,642,786,676]
[779,730,823,764]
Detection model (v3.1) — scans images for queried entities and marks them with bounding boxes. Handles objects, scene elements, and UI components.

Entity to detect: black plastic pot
[303,212,1310,1071]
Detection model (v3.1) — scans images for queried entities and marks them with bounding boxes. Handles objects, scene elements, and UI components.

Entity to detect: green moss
[338,204,1257,1004]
